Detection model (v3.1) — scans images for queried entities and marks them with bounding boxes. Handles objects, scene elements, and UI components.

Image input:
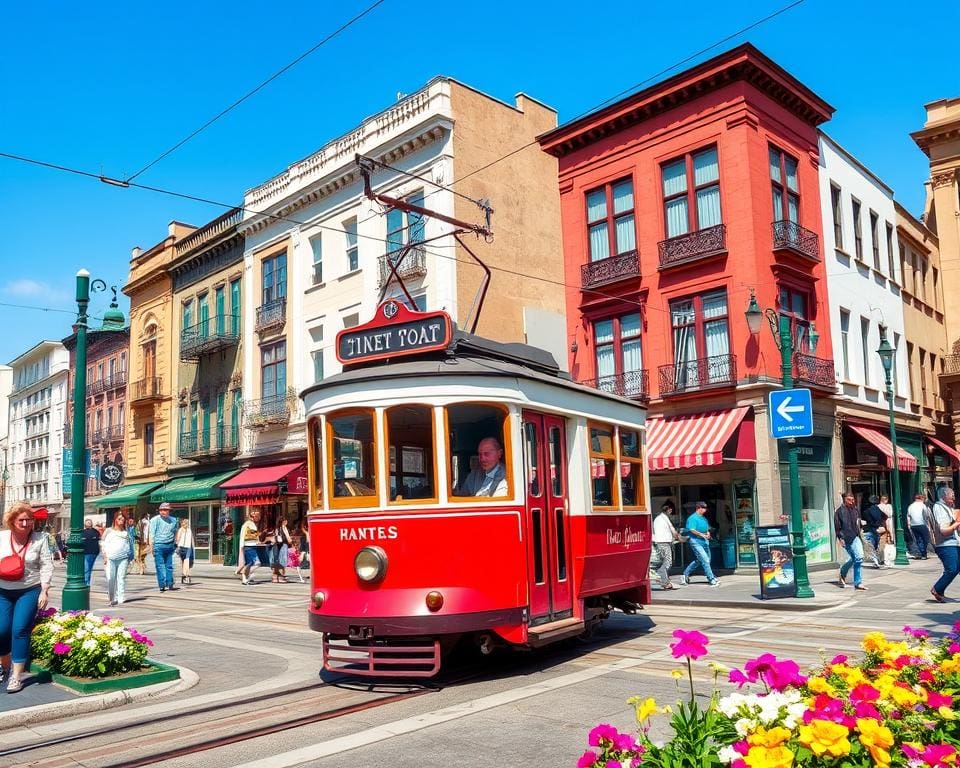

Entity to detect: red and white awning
[219,462,308,505]
[926,436,960,469]
[647,406,754,471]
[847,425,918,472]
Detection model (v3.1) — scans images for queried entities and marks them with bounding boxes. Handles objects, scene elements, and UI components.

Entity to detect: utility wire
[124,0,389,183]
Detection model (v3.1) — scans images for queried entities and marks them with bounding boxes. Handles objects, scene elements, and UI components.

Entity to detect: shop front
[93,481,164,529]
[149,470,239,563]
[841,421,918,512]
[924,435,959,498]
[777,436,834,566]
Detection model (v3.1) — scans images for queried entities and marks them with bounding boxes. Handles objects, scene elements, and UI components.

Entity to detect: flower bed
[578,624,960,768]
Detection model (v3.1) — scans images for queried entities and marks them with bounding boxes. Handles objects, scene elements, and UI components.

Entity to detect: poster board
[756,525,796,599]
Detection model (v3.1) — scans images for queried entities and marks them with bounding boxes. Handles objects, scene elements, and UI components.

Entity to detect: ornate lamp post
[62,269,106,611]
[745,290,815,598]
[876,324,910,567]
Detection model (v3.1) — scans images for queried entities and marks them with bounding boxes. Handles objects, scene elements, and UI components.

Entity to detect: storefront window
[589,423,617,508]
[780,468,833,564]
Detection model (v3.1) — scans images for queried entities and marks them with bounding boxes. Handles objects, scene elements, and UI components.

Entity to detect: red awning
[647,406,755,471]
[220,462,307,505]
[847,425,918,472]
[926,436,960,469]
[33,507,49,520]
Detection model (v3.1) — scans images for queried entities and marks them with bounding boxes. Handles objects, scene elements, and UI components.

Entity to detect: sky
[1,0,958,365]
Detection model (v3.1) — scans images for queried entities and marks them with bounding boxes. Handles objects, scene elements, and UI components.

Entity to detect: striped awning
[926,436,960,469]
[647,406,754,471]
[847,424,918,472]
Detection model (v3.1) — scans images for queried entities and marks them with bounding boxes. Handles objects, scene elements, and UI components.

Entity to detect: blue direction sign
[769,388,813,439]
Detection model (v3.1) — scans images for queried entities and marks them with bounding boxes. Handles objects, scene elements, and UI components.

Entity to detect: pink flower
[829,654,847,665]
[925,691,953,708]
[853,701,882,720]
[669,629,709,660]
[733,741,750,756]
[53,643,71,655]
[613,732,638,751]
[949,643,960,655]
[577,750,598,768]
[737,653,805,690]
[729,668,751,688]
[903,625,931,639]
[588,724,619,747]
[903,743,958,767]
[850,683,881,703]
[604,762,622,768]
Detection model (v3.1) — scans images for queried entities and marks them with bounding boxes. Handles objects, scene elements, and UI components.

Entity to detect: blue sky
[1,0,957,365]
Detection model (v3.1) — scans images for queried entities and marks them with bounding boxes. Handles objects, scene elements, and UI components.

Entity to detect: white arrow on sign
[776,396,805,422]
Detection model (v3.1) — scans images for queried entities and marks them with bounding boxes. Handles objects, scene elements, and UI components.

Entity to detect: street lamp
[745,290,815,598]
[62,269,106,611]
[876,324,910,567]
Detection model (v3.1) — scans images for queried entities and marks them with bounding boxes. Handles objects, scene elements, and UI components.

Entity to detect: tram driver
[456,437,508,498]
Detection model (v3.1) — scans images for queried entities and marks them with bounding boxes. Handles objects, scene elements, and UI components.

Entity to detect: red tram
[302,300,651,676]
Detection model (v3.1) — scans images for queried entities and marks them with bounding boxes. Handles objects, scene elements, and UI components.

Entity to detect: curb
[651,596,845,612]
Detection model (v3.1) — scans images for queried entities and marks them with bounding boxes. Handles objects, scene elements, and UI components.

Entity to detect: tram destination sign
[336,300,454,365]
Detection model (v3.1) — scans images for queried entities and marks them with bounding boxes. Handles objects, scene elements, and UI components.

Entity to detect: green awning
[93,481,163,507]
[149,470,240,504]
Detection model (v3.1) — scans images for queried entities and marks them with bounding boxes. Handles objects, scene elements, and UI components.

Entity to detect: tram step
[527,617,585,647]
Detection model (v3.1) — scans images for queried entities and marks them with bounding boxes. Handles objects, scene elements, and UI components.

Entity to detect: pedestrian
[862,495,888,568]
[680,501,720,587]
[133,514,149,575]
[80,518,101,586]
[927,486,960,603]
[652,500,680,590]
[269,517,292,583]
[0,502,54,693]
[906,493,930,559]
[149,503,179,593]
[835,491,867,590]
[236,509,264,585]
[175,518,195,585]
[101,513,132,606]
[299,517,310,568]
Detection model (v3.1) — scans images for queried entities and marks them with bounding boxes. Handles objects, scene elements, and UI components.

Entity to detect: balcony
[243,394,294,431]
[130,377,164,405]
[86,371,127,397]
[92,425,125,445]
[181,315,241,361]
[658,354,737,396]
[24,447,49,460]
[255,299,286,334]
[658,225,727,269]
[579,370,650,402]
[794,353,836,389]
[772,220,820,262]
[178,424,240,460]
[23,399,51,416]
[580,251,641,289]
[378,246,427,287]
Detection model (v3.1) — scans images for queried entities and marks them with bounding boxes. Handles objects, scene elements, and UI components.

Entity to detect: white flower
[718,745,742,764]
[82,638,97,651]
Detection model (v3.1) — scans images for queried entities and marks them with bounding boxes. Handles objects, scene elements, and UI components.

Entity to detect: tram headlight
[312,591,326,609]
[354,546,388,583]
[425,591,444,612]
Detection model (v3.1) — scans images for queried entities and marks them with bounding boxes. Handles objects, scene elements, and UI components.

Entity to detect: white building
[0,364,11,510]
[6,342,70,518]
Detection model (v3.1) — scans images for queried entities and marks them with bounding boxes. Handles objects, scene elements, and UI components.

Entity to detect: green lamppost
[876,324,910,566]
[62,269,106,611]
[745,291,815,598]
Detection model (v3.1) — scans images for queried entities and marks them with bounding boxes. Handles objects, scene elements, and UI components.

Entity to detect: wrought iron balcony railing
[378,246,427,287]
[130,377,163,404]
[243,394,294,431]
[91,425,125,444]
[178,424,240,460]
[86,370,127,397]
[255,299,286,333]
[658,224,727,269]
[578,370,650,402]
[23,399,51,416]
[181,315,241,360]
[24,447,50,460]
[794,353,836,389]
[772,220,820,261]
[658,353,737,396]
[580,251,641,288]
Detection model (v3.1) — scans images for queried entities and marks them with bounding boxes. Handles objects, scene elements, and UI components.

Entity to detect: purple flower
[577,750,599,768]
[902,625,930,640]
[53,643,72,655]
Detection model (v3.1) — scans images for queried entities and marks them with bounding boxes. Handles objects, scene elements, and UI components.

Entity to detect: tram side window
[328,410,377,504]
[447,403,510,499]
[620,428,645,509]
[589,423,617,508]
[308,417,323,509]
[386,405,435,503]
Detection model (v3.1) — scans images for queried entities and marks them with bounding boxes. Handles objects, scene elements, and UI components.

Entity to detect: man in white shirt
[456,437,508,498]
[651,501,680,589]
[906,493,930,560]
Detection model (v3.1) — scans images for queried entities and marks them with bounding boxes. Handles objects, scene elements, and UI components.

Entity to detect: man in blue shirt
[681,501,720,587]
[149,503,180,593]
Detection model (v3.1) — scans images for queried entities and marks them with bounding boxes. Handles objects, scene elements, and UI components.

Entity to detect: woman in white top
[651,500,681,590]
[175,518,196,585]
[0,502,54,693]
[101,513,133,607]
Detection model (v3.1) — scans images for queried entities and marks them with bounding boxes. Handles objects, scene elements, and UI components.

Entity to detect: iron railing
[243,395,293,430]
[91,425,125,444]
[579,370,650,401]
[86,371,127,397]
[658,353,737,396]
[772,220,820,261]
[378,246,427,287]
[255,299,286,333]
[658,224,727,269]
[580,251,641,288]
[22,399,51,416]
[178,424,240,459]
[130,377,163,403]
[181,315,241,360]
[24,447,50,460]
[794,353,836,389]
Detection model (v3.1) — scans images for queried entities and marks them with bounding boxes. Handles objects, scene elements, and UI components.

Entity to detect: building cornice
[911,123,960,157]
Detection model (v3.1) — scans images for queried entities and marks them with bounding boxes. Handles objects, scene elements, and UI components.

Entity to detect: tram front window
[448,403,510,499]
[328,410,377,503]
[386,405,435,502]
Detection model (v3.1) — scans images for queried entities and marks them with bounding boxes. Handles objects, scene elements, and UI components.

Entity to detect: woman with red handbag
[0,502,54,693]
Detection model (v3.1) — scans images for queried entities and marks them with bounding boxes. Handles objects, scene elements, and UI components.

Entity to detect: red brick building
[539,44,836,570]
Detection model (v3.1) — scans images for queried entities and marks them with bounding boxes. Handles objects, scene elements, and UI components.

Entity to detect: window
[344,219,359,273]
[310,235,323,285]
[662,147,720,238]
[97,362,104,382]
[619,429,645,508]
[852,198,863,260]
[197,293,209,337]
[839,309,851,380]
[143,422,154,467]
[342,312,359,329]
[586,179,636,260]
[885,223,895,279]
[769,147,799,223]
[931,352,939,406]
[899,243,907,291]
[594,312,643,396]
[108,358,115,380]
[309,325,324,384]
[230,278,241,325]
[214,285,226,334]
[906,341,915,401]
[328,409,377,505]
[830,184,843,248]
[920,257,928,304]
[386,193,424,263]
[919,348,928,405]
[386,405,436,503]
[778,286,812,353]
[589,423,617,508]
[308,418,323,510]
[870,211,880,270]
[448,403,509,499]
[262,252,287,305]
[182,299,193,331]
[120,351,126,372]
[260,340,286,401]
[860,317,871,387]
[933,267,940,309]
[669,289,730,387]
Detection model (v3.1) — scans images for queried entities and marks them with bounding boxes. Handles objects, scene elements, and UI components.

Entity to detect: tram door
[522,411,572,625]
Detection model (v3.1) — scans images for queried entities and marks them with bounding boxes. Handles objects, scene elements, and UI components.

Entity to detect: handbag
[0,534,28,581]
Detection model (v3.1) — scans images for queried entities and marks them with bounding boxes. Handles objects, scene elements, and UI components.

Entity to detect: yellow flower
[748,726,793,748]
[807,677,837,696]
[671,669,684,680]
[857,719,894,768]
[709,661,730,675]
[798,719,851,758]
[941,656,960,674]
[832,665,867,688]
[889,685,921,709]
[634,697,658,723]
[939,705,958,720]
[744,745,795,768]
[661,704,673,715]
[862,631,889,654]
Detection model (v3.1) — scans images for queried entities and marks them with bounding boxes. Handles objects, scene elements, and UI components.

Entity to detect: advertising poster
[756,525,796,599]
